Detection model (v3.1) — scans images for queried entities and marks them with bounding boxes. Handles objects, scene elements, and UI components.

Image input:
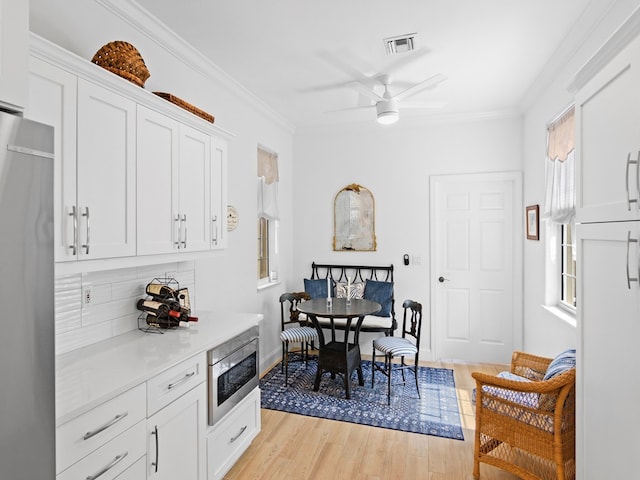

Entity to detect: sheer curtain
[543,106,575,224]
[257,148,279,220]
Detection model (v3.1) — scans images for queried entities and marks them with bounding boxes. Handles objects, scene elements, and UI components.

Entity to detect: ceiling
[135,0,595,129]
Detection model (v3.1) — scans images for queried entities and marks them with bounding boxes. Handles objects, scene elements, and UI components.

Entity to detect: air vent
[384,33,418,54]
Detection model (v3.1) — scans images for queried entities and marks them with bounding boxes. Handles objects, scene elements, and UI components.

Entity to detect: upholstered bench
[302,262,396,336]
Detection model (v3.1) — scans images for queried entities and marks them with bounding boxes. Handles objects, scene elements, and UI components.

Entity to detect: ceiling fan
[339,73,448,125]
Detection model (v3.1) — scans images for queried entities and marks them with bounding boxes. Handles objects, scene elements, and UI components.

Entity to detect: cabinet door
[576,35,640,223]
[0,0,28,111]
[137,106,180,255]
[576,221,640,479]
[148,383,206,480]
[210,137,228,249]
[25,57,78,262]
[77,79,136,259]
[178,125,211,252]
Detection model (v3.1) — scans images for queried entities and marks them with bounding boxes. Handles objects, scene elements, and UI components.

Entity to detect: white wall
[293,116,523,354]
[520,0,640,357]
[29,0,296,371]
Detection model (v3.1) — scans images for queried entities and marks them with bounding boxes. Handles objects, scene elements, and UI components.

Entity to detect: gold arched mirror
[333,184,376,251]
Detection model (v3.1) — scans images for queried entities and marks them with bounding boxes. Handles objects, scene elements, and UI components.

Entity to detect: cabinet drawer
[57,383,146,474]
[206,387,261,480]
[115,456,146,480]
[147,353,205,415]
[57,420,146,480]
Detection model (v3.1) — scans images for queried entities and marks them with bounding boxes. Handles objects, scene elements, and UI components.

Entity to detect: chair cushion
[304,278,333,299]
[335,282,364,299]
[280,326,318,343]
[543,348,576,380]
[363,279,393,317]
[373,336,417,356]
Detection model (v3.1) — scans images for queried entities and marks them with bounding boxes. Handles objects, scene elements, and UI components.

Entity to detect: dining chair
[371,299,423,405]
[279,292,317,386]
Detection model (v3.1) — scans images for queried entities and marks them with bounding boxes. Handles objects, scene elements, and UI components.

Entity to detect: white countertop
[55,310,262,426]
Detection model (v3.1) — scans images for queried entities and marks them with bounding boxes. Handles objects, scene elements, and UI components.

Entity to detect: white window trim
[543,220,577,327]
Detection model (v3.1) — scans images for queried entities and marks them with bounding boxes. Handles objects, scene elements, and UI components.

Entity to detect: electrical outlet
[84,287,92,304]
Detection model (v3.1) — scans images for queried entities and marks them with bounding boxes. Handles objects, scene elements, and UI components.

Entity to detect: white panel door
[25,58,78,262]
[77,79,136,259]
[178,125,210,252]
[137,106,180,255]
[430,172,522,363]
[576,221,640,479]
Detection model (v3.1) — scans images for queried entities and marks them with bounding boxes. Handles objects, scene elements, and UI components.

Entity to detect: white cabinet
[147,382,207,480]
[25,57,78,262]
[77,79,137,259]
[0,0,28,111]
[206,387,260,480]
[137,106,217,255]
[26,60,137,261]
[576,222,640,479]
[210,137,228,249]
[575,34,640,224]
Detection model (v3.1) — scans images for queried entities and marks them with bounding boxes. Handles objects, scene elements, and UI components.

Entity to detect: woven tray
[153,92,214,123]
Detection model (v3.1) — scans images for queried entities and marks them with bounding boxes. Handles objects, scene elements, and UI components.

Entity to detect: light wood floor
[224,359,521,480]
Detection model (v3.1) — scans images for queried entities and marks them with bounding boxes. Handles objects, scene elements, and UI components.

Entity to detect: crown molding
[95,0,296,135]
[567,4,640,93]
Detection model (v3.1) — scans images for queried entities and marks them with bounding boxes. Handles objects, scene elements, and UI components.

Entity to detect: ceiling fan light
[376,100,399,125]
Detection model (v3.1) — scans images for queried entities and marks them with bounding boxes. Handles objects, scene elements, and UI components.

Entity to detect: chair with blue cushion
[279,292,317,386]
[371,299,423,405]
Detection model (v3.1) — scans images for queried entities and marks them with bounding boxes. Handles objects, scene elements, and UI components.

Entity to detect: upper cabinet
[0,0,28,111]
[26,36,231,268]
[575,34,640,224]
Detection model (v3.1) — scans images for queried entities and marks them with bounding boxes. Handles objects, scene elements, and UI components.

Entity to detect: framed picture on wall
[526,204,539,240]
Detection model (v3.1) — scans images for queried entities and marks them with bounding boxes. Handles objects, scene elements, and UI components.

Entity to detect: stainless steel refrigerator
[0,110,55,478]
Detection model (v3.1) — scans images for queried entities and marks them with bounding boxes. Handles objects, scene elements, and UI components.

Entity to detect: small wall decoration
[227,205,239,231]
[333,184,376,251]
[526,204,539,240]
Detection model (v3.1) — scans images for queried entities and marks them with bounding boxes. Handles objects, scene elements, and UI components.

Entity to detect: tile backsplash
[55,261,195,355]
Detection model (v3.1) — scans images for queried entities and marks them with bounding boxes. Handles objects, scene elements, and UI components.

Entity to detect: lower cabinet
[147,382,207,480]
[115,456,147,480]
[206,387,261,480]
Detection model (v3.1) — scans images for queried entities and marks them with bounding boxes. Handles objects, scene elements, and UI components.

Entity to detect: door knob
[438,276,450,283]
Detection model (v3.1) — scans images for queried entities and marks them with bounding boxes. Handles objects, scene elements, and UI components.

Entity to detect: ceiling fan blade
[400,101,448,109]
[324,105,375,114]
[347,81,383,102]
[393,73,448,101]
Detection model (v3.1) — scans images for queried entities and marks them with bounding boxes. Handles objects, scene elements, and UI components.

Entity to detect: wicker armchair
[472,351,576,480]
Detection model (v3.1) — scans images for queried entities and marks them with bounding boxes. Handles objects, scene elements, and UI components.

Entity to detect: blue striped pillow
[543,348,576,380]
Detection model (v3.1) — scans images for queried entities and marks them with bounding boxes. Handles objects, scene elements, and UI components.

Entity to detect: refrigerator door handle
[626,231,638,289]
[81,207,90,255]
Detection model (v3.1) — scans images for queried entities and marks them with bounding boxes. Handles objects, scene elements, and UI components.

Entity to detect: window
[560,223,576,309]
[257,147,279,285]
[544,106,576,316]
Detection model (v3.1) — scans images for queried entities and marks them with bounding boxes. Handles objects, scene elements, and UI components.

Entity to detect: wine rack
[137,276,190,334]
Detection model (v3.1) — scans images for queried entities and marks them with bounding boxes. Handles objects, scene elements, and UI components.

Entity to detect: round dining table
[297,297,381,399]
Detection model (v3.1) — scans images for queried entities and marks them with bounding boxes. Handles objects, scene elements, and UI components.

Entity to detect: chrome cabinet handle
[85,452,128,480]
[69,206,78,255]
[626,231,638,290]
[230,425,247,444]
[167,371,195,390]
[81,207,90,254]
[181,214,187,248]
[83,412,128,440]
[151,425,159,473]
[212,215,218,246]
[174,214,181,249]
[626,152,640,211]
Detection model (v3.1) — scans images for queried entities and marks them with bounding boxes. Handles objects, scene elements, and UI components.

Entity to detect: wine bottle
[145,313,180,329]
[145,283,177,300]
[137,299,170,317]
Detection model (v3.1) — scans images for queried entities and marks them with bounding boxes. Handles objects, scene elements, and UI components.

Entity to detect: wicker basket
[153,92,215,123]
[91,41,150,87]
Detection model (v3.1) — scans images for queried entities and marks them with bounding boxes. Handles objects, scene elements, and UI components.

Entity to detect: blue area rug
[260,358,464,440]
